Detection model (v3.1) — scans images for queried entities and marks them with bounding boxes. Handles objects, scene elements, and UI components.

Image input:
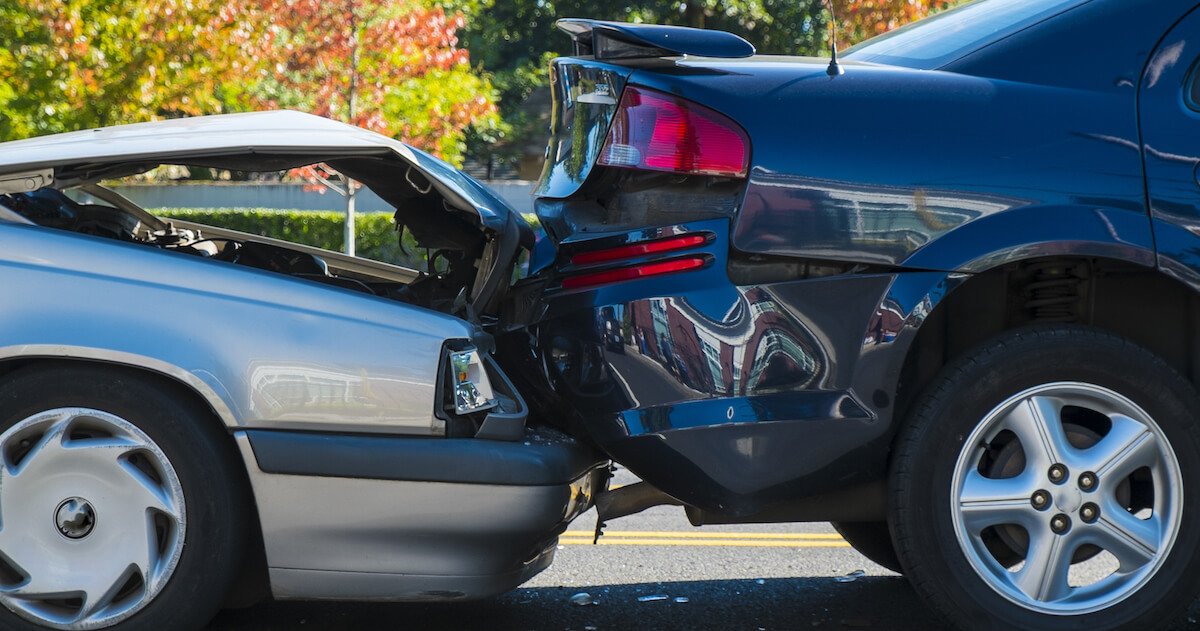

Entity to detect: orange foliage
[244,0,496,157]
[835,0,956,45]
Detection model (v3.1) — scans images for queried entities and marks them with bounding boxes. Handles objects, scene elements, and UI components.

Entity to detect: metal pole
[344,179,356,257]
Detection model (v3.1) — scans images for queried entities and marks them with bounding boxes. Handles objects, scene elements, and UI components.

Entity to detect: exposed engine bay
[0,166,505,322]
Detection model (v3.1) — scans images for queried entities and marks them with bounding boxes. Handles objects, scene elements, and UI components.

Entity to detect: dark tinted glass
[844,0,1088,69]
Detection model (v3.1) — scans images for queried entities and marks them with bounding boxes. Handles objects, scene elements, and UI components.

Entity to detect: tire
[831,521,903,573]
[0,364,248,631]
[890,325,1200,631]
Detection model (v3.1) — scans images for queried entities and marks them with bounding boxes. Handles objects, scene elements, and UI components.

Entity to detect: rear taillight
[598,86,749,178]
[562,231,713,289]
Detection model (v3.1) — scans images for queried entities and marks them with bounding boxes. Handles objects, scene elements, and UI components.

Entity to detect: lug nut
[1048,464,1068,484]
[1078,471,1097,492]
[1081,503,1100,524]
[1050,513,1071,535]
[1031,490,1051,510]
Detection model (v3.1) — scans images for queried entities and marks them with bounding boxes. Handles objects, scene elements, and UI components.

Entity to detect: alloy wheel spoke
[997,396,1068,472]
[1090,414,1157,481]
[1095,502,1158,570]
[1014,528,1074,603]
[959,470,1041,532]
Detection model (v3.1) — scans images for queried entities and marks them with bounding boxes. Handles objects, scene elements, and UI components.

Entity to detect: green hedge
[154,208,425,269]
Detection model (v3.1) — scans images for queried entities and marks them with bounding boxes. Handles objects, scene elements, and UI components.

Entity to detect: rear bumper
[234,429,608,601]
[504,226,957,514]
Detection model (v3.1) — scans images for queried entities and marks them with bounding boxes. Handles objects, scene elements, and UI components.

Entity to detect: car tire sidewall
[891,327,1200,631]
[831,521,903,574]
[0,364,247,631]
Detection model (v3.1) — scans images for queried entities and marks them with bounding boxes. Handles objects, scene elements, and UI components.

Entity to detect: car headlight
[450,346,497,415]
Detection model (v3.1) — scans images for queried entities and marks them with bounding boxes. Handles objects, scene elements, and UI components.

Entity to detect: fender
[0,344,240,428]
[901,202,1155,273]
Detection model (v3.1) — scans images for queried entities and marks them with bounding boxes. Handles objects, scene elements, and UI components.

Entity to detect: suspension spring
[1023,263,1081,323]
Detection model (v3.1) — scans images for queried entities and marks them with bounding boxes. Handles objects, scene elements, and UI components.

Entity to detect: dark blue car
[500,1,1200,628]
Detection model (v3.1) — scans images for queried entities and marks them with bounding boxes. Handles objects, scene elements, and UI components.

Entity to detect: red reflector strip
[571,234,709,265]
[561,257,708,289]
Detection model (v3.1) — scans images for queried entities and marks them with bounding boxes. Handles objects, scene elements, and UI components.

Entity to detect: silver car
[0,110,608,631]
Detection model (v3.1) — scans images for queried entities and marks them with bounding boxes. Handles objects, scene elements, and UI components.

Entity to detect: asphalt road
[204,468,1200,631]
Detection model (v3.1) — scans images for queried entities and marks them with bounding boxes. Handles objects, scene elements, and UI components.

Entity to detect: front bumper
[234,428,608,601]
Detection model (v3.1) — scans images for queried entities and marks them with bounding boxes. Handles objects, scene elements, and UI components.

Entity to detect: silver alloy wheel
[0,408,186,630]
[951,382,1182,615]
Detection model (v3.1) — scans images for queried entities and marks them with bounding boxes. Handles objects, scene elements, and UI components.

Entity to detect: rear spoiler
[556,19,755,60]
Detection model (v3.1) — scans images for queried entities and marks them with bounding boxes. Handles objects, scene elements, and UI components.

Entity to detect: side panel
[1139,6,1200,290]
[0,223,472,435]
[725,72,1149,267]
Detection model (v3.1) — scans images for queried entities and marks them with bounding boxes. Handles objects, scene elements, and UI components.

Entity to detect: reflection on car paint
[248,361,437,429]
[617,289,823,400]
[733,170,1027,265]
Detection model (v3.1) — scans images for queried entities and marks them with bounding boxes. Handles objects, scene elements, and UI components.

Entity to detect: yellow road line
[562,530,844,540]
[558,530,850,547]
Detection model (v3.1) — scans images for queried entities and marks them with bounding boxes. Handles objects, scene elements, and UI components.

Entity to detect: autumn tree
[245,0,496,167]
[240,0,498,253]
[0,0,255,140]
[1,0,499,167]
[836,0,955,44]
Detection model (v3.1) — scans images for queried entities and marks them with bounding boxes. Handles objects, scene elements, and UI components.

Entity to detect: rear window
[843,0,1089,69]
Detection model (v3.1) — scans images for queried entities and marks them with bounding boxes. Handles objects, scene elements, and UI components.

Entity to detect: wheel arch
[893,255,1200,435]
[0,345,241,428]
[0,351,272,609]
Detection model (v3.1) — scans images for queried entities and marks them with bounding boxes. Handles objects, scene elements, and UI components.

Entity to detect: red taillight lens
[561,257,708,289]
[598,86,749,178]
[571,233,710,265]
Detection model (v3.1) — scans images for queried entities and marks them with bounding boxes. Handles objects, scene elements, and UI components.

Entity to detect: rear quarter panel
[0,222,473,435]
[626,59,1152,268]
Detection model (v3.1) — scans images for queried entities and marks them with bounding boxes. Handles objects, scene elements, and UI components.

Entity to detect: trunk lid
[0,110,533,317]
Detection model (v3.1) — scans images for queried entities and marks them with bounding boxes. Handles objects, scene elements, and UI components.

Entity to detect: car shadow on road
[206,575,953,630]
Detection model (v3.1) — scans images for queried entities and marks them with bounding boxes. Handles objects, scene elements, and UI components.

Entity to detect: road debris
[569,592,598,606]
[835,570,865,583]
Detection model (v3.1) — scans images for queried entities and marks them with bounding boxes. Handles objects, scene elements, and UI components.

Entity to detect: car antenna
[824,0,844,76]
